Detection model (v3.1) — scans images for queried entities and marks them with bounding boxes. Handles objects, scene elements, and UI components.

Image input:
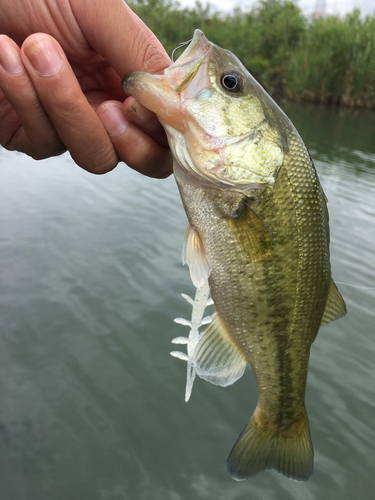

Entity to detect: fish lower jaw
[171,148,273,195]
[172,149,270,194]
[165,124,272,191]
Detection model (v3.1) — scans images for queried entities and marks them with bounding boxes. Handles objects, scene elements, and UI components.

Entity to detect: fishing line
[336,281,375,290]
[172,39,192,62]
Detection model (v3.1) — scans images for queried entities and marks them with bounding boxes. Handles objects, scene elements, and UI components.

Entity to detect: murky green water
[0,103,374,500]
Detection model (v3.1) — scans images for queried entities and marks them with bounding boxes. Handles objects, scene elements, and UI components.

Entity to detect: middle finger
[21,33,118,174]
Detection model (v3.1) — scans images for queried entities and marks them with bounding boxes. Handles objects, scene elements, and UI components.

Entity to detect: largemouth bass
[122,30,346,481]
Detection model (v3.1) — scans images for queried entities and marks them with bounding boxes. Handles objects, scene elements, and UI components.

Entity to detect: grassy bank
[127,0,375,108]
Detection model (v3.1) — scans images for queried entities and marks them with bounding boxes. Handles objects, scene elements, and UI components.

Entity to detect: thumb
[71,0,171,77]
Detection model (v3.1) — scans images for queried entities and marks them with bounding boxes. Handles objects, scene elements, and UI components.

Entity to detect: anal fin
[321,278,347,327]
[194,313,247,387]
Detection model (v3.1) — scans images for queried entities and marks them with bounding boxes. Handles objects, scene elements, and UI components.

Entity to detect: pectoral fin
[320,278,347,327]
[194,313,247,387]
[182,223,211,288]
[226,202,276,263]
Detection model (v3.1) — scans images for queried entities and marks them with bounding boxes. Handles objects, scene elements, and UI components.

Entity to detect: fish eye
[220,71,244,93]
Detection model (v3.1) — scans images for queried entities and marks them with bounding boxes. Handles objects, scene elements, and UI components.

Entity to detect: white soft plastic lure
[170,225,214,401]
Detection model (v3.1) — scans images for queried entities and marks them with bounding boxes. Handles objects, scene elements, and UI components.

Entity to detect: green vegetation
[127,0,375,108]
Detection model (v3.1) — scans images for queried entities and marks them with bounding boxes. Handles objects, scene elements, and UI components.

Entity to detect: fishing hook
[172,39,192,62]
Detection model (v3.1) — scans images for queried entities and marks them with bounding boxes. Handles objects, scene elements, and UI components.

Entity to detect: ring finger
[0,34,64,159]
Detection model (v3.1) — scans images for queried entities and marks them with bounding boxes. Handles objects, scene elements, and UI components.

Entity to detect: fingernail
[25,37,63,76]
[0,37,24,74]
[98,103,129,137]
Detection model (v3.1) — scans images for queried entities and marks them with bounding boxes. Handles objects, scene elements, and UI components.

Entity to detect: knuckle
[135,33,169,74]
[30,142,66,161]
[74,143,118,175]
[150,151,173,179]
[0,93,16,146]
[45,86,84,120]
[129,143,172,179]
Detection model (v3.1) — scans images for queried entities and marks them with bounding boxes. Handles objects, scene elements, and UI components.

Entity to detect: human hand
[0,0,172,177]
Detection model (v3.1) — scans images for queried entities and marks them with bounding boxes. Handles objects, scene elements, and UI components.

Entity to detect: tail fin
[227,411,313,481]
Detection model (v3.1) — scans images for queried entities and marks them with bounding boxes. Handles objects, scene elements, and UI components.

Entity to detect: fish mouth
[164,30,211,92]
[122,29,211,131]
[172,29,211,66]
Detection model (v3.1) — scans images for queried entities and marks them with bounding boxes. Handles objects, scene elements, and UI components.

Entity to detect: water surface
[0,103,374,499]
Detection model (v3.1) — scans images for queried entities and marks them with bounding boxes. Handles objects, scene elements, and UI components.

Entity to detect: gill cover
[122,29,292,193]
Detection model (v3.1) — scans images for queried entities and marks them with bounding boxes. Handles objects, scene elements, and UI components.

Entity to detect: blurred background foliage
[127,0,375,108]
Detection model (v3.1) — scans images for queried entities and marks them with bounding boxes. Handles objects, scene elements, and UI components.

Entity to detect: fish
[122,29,347,481]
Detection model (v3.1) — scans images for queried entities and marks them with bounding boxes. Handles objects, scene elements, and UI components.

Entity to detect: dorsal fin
[182,223,210,288]
[321,278,347,326]
[194,313,247,387]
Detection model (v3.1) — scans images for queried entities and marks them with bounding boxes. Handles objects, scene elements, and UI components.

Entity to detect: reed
[287,10,375,107]
[127,0,375,108]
